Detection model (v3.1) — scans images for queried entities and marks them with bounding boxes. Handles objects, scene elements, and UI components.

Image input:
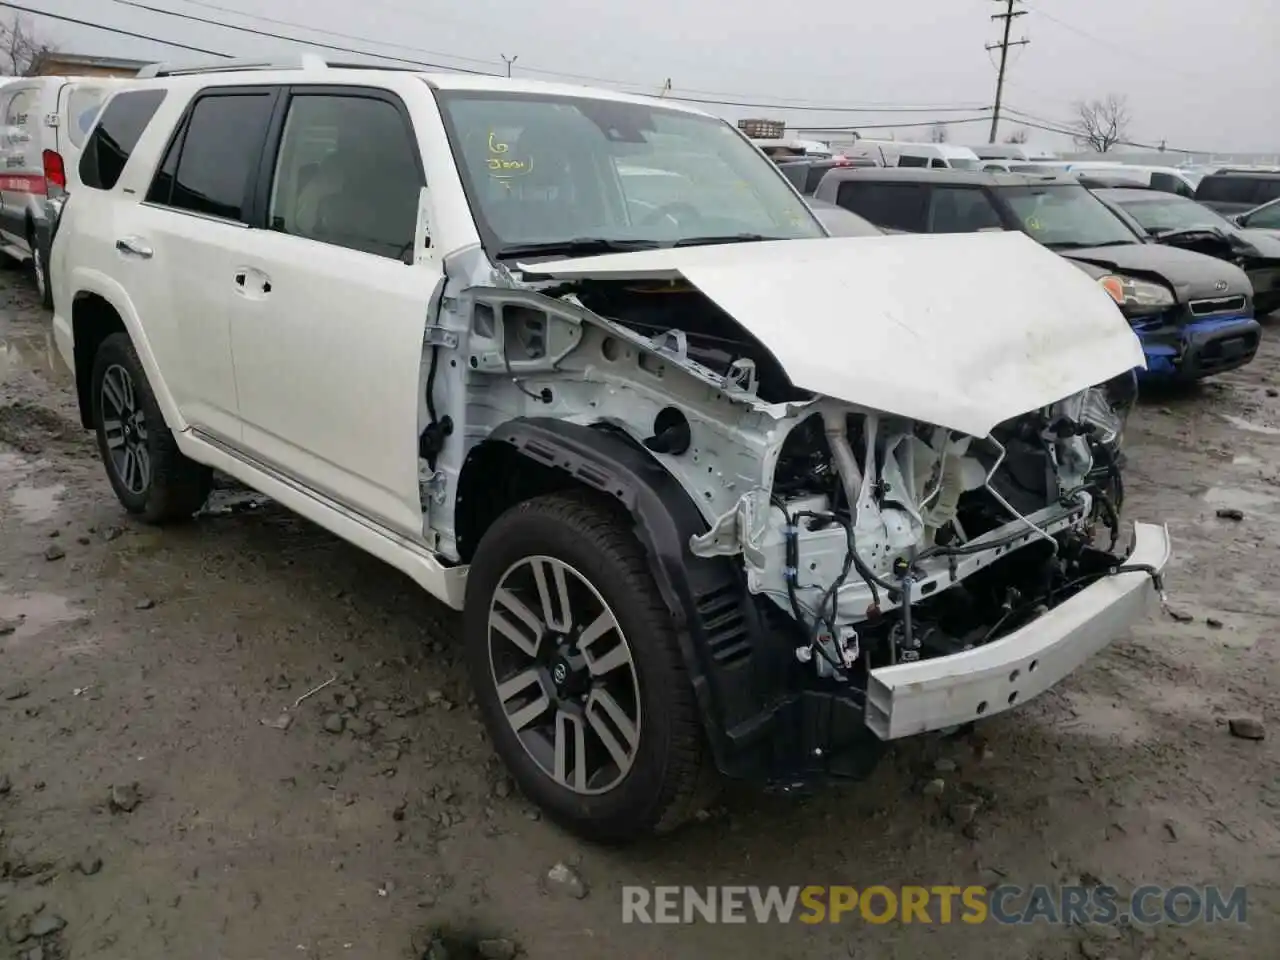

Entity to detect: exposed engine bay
[481,276,1138,687]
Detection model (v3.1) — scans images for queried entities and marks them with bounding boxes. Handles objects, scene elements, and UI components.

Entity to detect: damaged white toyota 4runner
[51,59,1170,842]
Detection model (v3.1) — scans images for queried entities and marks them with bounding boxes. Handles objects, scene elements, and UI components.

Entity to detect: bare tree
[0,15,54,77]
[928,122,949,144]
[1004,127,1029,144]
[1072,94,1131,153]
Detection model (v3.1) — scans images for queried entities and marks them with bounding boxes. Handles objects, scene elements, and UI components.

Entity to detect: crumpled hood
[520,231,1145,438]
[1060,241,1253,302]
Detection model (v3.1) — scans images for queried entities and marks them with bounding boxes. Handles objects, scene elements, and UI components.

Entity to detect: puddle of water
[1203,486,1280,513]
[1232,454,1260,466]
[0,590,86,642]
[9,481,66,523]
[0,329,71,386]
[1221,413,1280,436]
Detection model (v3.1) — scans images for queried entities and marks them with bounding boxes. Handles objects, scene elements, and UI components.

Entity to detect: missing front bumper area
[864,521,1171,740]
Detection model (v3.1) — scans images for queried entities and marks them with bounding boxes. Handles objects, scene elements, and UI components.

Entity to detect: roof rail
[136,53,328,79]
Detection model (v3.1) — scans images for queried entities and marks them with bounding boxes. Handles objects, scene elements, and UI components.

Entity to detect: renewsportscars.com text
[621,884,1248,925]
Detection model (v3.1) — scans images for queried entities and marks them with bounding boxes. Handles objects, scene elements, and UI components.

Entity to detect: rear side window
[835,181,929,232]
[148,91,274,222]
[79,89,167,191]
[1258,180,1280,205]
[1195,176,1262,204]
[897,154,928,168]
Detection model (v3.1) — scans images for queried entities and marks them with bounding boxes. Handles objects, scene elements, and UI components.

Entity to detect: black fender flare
[463,417,797,779]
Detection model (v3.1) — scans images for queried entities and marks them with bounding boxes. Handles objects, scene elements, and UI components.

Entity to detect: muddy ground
[1,264,1277,960]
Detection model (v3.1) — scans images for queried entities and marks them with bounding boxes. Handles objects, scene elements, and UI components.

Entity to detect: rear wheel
[27,227,51,309]
[91,332,212,523]
[464,493,713,843]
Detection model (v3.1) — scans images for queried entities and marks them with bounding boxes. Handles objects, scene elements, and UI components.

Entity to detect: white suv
[51,55,1170,842]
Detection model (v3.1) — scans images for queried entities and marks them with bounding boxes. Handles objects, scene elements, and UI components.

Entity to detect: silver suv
[51,56,1169,842]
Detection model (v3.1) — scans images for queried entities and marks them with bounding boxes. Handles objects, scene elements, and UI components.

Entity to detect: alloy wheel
[100,364,151,495]
[487,556,642,795]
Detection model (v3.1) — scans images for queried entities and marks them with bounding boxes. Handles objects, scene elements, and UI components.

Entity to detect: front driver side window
[268,92,423,261]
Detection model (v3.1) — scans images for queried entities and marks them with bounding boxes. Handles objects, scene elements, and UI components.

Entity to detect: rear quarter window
[78,89,168,191]
[67,86,110,149]
[835,180,929,232]
[1195,176,1263,205]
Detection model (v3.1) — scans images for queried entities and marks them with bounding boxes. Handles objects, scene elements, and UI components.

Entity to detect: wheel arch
[457,417,797,780]
[68,275,185,434]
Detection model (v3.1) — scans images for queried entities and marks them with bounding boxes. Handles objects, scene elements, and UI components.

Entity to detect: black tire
[464,492,714,844]
[90,332,212,523]
[27,228,51,310]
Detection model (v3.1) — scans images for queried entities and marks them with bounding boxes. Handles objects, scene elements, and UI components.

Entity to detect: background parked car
[1194,171,1280,215]
[0,75,121,308]
[813,168,1260,383]
[1061,162,1200,197]
[1091,186,1280,315]
[776,157,879,195]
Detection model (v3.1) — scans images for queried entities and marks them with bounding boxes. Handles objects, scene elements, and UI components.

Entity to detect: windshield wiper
[1152,226,1225,241]
[1044,239,1132,250]
[670,233,778,248]
[497,237,660,259]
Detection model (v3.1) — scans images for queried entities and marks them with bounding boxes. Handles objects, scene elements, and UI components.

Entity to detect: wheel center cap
[551,659,569,686]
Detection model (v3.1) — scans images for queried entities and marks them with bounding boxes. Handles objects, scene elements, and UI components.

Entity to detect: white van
[848,140,980,170]
[969,144,1059,162]
[0,75,122,306]
[1061,162,1200,197]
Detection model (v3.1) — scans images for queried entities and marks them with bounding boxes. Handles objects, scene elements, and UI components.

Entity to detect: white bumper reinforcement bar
[864,521,1172,740]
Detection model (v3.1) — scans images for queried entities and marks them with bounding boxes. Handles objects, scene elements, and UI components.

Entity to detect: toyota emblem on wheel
[552,662,568,684]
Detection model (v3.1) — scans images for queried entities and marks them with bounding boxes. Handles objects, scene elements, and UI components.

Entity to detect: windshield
[434,91,825,256]
[1001,183,1140,248]
[1108,193,1234,234]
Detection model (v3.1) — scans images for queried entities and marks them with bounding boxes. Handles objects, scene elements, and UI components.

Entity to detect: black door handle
[235,272,246,287]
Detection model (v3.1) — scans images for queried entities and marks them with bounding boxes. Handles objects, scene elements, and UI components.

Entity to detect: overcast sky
[19,0,1279,154]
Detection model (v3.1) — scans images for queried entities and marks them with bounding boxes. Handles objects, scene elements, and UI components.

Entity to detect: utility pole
[500,53,518,77]
[985,0,1029,143]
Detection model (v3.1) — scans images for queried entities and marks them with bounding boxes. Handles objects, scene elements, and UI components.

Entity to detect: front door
[228,87,437,539]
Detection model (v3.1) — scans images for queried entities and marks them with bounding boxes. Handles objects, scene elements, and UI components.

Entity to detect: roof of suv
[817,167,1080,188]
[119,60,717,118]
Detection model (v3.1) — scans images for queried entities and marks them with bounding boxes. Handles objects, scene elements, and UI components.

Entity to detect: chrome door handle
[115,237,153,259]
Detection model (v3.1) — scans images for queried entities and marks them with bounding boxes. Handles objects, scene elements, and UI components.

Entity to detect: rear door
[227,84,438,538]
[130,86,280,442]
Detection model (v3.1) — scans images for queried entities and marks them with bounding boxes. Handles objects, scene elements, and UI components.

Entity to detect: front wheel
[91,332,212,523]
[464,493,714,843]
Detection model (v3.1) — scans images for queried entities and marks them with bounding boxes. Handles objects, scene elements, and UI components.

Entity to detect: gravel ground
[1,264,1277,960]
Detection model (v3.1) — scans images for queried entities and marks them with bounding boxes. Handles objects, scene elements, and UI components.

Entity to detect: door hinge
[419,468,447,505]
[43,113,59,128]
[425,325,457,348]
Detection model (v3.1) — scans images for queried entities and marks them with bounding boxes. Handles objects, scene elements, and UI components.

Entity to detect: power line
[101,0,988,114]
[0,0,228,55]
[985,0,1029,143]
[794,116,993,133]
